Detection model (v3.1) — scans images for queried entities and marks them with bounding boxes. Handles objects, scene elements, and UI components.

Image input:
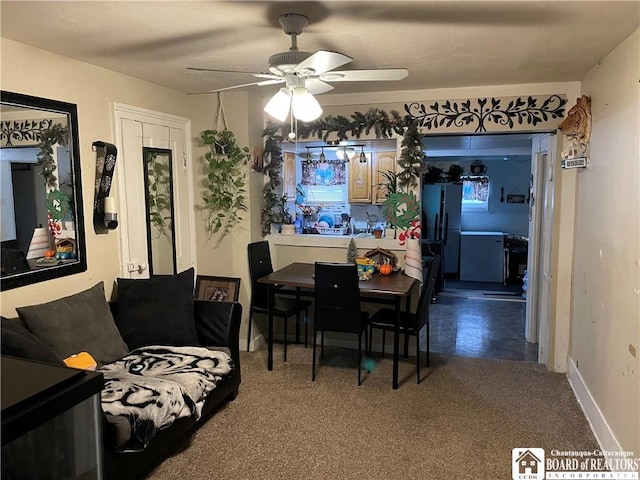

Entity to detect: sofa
[1,267,242,480]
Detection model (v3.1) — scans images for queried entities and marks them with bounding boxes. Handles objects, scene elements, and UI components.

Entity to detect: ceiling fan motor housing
[268,51,312,75]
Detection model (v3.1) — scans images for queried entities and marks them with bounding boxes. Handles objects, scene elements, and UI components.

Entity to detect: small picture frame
[195,275,241,302]
[507,194,526,204]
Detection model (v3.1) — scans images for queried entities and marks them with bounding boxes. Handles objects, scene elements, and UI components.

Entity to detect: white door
[113,104,195,279]
[526,134,556,364]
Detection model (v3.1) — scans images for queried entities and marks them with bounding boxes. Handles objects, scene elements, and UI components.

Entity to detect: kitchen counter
[267,233,408,269]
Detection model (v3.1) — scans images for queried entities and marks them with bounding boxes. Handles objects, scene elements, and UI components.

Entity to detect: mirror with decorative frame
[0,91,87,290]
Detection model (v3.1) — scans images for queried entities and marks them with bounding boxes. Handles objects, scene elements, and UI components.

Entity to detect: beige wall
[570,29,640,455]
[186,91,264,343]
[1,39,189,316]
[2,31,638,456]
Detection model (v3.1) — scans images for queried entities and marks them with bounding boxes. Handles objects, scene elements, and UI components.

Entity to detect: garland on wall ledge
[404,95,567,133]
[260,108,424,237]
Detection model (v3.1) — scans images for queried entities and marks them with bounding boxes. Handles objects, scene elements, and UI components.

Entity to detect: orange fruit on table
[379,263,393,275]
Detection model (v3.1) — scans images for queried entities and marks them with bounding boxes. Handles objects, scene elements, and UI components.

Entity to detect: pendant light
[319,147,326,162]
[359,146,367,163]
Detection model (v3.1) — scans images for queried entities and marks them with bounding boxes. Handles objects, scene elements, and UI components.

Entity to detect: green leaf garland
[260,108,424,236]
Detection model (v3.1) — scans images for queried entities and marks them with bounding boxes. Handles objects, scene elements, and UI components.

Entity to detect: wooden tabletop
[258,262,417,297]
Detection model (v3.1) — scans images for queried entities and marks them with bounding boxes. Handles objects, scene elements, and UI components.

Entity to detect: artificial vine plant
[37,123,68,189]
[37,123,73,239]
[260,107,424,237]
[201,129,250,247]
[259,136,285,236]
[145,150,172,238]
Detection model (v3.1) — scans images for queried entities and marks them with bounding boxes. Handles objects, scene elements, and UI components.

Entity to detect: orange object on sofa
[64,351,97,370]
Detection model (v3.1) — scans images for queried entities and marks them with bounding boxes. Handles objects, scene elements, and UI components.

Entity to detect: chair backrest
[414,255,441,329]
[314,262,362,334]
[247,241,274,309]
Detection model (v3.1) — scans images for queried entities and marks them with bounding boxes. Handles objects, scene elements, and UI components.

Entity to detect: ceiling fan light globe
[264,88,291,122]
[291,87,322,122]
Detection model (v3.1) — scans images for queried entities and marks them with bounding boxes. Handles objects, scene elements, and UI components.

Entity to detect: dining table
[257,262,418,389]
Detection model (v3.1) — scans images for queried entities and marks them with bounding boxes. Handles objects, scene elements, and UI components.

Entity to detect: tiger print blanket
[99,345,233,450]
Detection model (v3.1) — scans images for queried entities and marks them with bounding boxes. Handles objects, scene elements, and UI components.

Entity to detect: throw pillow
[1,317,63,364]
[16,282,130,364]
[115,267,199,350]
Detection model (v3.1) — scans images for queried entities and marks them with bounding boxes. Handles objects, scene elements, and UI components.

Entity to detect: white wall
[568,29,640,456]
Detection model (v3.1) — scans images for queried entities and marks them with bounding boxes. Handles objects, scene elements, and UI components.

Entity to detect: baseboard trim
[567,356,624,460]
[247,333,265,353]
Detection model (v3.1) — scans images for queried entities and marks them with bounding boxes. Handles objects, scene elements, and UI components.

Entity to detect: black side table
[1,356,104,479]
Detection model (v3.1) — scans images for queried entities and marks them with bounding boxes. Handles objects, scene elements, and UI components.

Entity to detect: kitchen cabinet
[282,152,296,201]
[348,154,372,203]
[372,151,397,204]
[348,151,396,204]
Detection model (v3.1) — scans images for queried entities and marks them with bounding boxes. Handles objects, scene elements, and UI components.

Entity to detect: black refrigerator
[422,183,463,275]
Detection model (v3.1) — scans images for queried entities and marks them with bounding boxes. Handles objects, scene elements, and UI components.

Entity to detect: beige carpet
[147,344,598,480]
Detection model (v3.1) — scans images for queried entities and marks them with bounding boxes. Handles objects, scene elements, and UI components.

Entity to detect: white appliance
[422,183,463,275]
[459,231,504,283]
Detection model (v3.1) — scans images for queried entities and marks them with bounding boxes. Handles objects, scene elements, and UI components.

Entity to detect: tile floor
[429,285,538,362]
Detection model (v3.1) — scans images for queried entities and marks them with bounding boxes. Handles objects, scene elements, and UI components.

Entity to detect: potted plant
[275,194,295,234]
[200,129,249,246]
[376,171,399,238]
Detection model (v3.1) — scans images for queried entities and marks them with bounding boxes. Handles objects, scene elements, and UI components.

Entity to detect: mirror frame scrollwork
[0,91,87,290]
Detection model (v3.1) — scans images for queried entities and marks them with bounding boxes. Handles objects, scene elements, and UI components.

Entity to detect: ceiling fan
[187,13,408,122]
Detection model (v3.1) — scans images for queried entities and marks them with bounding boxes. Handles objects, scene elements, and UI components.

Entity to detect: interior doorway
[112,103,196,279]
[421,132,556,362]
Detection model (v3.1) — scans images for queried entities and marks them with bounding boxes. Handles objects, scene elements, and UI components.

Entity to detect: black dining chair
[247,241,312,359]
[312,262,370,386]
[367,255,441,384]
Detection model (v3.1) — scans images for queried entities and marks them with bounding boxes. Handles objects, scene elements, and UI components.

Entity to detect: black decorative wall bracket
[404,95,567,133]
[92,141,118,233]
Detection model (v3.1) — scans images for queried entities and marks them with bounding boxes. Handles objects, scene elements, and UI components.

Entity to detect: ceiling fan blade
[305,79,334,95]
[294,50,353,76]
[254,73,283,80]
[320,69,409,82]
[187,67,265,75]
[208,79,284,93]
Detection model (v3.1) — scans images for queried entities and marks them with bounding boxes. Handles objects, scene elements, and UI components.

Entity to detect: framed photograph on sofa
[195,276,240,302]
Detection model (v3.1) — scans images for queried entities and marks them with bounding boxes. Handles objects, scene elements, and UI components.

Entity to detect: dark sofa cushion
[1,317,63,364]
[15,282,129,364]
[115,268,199,350]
